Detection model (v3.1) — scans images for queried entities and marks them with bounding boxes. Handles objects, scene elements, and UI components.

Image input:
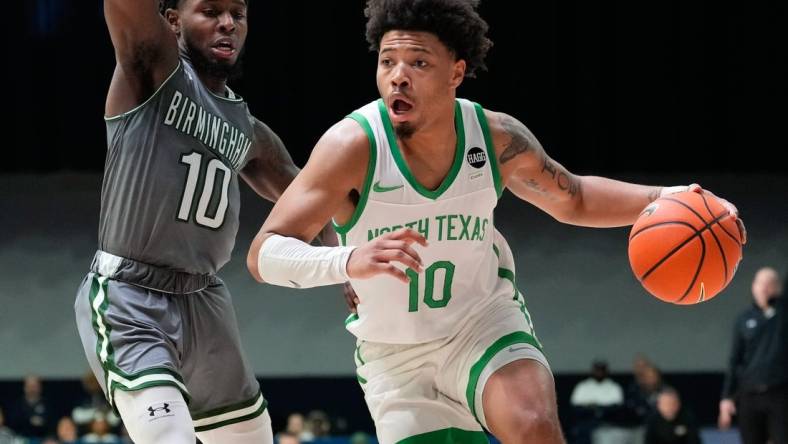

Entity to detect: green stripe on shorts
[193,391,267,432]
[397,427,489,444]
[88,275,190,408]
[465,331,542,424]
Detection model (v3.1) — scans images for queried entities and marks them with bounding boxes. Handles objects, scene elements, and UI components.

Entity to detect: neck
[180,47,230,96]
[196,71,228,96]
[398,101,457,156]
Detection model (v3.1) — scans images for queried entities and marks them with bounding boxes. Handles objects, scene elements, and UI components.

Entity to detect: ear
[165,8,181,35]
[449,59,466,89]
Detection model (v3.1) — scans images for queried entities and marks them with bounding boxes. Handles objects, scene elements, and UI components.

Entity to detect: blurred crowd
[569,355,701,444]
[0,373,122,444]
[0,373,374,444]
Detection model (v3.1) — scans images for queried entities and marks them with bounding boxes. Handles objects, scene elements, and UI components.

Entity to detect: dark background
[8,0,788,174]
[2,0,787,439]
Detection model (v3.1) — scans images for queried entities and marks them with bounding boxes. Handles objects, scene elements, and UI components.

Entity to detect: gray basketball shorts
[74,251,266,432]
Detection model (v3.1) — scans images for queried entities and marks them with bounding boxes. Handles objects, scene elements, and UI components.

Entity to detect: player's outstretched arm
[485,109,743,231]
[246,119,427,288]
[104,0,179,116]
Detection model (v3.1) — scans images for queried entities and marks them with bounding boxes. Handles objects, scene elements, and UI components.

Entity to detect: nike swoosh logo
[508,345,531,353]
[289,280,302,288]
[372,181,404,193]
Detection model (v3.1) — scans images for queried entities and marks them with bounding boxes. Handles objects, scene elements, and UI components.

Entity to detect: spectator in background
[632,355,652,383]
[0,407,19,444]
[719,267,787,444]
[645,387,700,444]
[286,412,312,442]
[277,431,301,444]
[350,431,372,444]
[570,360,624,444]
[81,412,119,443]
[305,410,331,440]
[56,416,79,444]
[71,372,119,435]
[6,374,53,438]
[626,362,664,424]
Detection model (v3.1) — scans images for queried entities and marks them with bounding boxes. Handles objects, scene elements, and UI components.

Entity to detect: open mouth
[212,41,236,57]
[391,99,413,115]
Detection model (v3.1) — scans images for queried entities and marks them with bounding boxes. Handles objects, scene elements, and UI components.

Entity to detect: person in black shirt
[719,267,787,444]
[645,387,700,444]
[5,375,53,438]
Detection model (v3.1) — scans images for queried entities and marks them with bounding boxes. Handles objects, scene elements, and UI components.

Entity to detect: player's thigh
[75,274,187,407]
[181,281,265,431]
[442,294,549,431]
[358,341,486,444]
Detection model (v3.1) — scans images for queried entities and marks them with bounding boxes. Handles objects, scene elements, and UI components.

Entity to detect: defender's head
[365,0,492,138]
[161,0,248,79]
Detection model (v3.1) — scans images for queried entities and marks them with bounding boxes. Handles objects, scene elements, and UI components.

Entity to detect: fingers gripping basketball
[628,191,743,304]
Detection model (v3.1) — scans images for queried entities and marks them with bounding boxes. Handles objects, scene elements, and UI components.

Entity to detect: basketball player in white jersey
[247,1,745,442]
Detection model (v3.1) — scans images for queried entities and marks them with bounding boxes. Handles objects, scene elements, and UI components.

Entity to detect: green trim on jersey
[473,103,504,199]
[345,313,360,326]
[333,113,378,245]
[396,428,489,444]
[355,343,366,366]
[377,99,465,200]
[104,62,183,122]
[465,331,542,425]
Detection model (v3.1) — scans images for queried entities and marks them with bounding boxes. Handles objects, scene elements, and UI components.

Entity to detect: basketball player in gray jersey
[73,1,308,442]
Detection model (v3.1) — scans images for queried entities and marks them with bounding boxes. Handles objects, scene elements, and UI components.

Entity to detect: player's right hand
[718,398,736,429]
[346,228,428,283]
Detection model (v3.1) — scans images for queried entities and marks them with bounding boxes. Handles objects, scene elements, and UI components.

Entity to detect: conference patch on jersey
[466,147,487,169]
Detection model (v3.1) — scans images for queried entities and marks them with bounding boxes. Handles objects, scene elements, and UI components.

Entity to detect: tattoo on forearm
[557,172,580,197]
[499,116,532,164]
[542,157,557,179]
[541,157,579,197]
[647,188,662,202]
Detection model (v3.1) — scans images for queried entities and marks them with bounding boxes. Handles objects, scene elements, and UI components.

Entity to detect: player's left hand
[343,282,360,314]
[661,183,747,244]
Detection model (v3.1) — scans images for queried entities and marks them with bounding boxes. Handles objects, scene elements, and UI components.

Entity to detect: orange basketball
[628,191,743,304]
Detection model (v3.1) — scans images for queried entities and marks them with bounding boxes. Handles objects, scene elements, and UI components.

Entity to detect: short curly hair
[159,0,248,14]
[364,0,492,78]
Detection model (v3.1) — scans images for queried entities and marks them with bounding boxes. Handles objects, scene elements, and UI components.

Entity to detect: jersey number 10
[178,151,231,229]
[406,261,455,312]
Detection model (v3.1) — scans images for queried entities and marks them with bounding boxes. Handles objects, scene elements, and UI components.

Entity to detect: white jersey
[337,98,510,344]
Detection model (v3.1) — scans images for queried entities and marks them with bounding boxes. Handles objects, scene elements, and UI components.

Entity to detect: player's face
[176,0,248,73]
[376,31,466,138]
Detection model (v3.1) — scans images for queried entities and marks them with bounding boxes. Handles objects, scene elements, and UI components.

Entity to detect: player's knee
[509,407,561,442]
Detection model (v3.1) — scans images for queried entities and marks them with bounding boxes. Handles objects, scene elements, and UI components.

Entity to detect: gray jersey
[99,58,255,275]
